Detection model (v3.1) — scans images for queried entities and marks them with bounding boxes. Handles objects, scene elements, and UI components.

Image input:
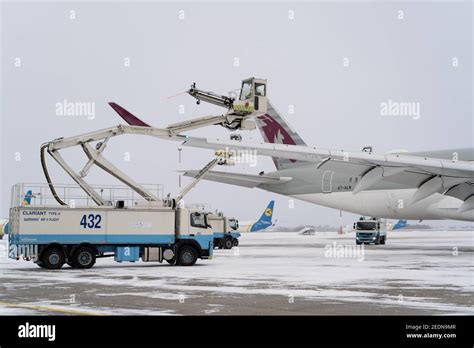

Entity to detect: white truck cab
[354,217,387,245]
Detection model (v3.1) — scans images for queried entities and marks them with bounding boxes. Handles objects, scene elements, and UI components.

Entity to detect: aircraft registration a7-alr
[103,77,472,222]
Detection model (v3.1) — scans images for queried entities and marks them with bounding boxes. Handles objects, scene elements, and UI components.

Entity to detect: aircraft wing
[181,170,292,188]
[182,137,472,175]
[180,137,474,209]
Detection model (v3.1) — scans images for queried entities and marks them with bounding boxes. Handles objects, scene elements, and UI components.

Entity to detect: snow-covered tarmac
[0,230,472,315]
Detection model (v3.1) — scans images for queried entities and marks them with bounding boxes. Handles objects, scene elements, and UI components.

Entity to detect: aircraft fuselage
[261,163,474,221]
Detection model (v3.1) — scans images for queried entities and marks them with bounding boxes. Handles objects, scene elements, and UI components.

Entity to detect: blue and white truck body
[8,204,213,269]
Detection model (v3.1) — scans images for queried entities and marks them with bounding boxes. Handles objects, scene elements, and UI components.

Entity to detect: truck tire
[41,247,65,269]
[177,245,198,266]
[233,238,239,247]
[223,238,233,249]
[356,240,361,245]
[72,246,96,269]
[375,237,380,245]
[380,236,386,245]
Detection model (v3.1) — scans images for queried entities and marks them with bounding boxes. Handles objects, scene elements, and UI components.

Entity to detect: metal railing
[11,183,164,208]
[185,203,212,212]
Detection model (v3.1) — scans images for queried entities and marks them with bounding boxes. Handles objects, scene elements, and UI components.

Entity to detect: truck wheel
[41,248,65,269]
[375,237,380,245]
[223,238,233,249]
[356,240,361,245]
[233,238,239,247]
[380,237,386,245]
[72,247,96,269]
[177,246,198,266]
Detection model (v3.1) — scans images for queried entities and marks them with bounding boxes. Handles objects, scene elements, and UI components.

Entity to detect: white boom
[42,124,231,207]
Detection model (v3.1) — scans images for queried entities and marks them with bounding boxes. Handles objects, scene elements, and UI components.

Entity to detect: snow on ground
[0,303,42,315]
[0,230,472,315]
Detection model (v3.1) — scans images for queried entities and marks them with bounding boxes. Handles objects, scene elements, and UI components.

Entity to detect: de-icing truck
[9,192,214,269]
[7,77,271,269]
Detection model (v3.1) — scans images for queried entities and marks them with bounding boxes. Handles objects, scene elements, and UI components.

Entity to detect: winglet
[108,102,151,127]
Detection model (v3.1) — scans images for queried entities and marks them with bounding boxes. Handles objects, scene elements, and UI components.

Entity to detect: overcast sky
[1,1,472,227]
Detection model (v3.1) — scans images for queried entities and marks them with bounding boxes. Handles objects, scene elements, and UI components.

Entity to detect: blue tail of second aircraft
[23,190,33,206]
[250,200,275,232]
[393,220,407,230]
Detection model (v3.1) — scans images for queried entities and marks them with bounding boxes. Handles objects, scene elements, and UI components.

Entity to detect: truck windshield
[229,218,239,230]
[356,222,377,230]
[240,81,253,100]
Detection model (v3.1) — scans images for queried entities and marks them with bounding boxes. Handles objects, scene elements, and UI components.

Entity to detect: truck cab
[175,207,214,254]
[354,218,387,245]
[206,212,241,249]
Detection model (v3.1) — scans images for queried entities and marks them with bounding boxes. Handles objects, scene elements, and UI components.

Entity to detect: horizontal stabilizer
[181,170,292,188]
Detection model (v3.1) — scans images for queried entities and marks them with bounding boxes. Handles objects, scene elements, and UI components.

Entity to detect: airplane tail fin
[108,102,151,127]
[257,200,274,224]
[1,221,9,235]
[249,200,275,232]
[254,101,306,170]
[23,190,33,206]
[393,220,407,230]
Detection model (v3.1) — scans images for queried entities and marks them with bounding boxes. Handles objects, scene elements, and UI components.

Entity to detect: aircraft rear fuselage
[260,160,474,221]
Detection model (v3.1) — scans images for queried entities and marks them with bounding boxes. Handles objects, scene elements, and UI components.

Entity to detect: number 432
[80,214,102,228]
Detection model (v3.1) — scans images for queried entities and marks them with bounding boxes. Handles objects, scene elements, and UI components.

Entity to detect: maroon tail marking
[108,102,151,127]
[257,114,296,163]
[257,114,296,145]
